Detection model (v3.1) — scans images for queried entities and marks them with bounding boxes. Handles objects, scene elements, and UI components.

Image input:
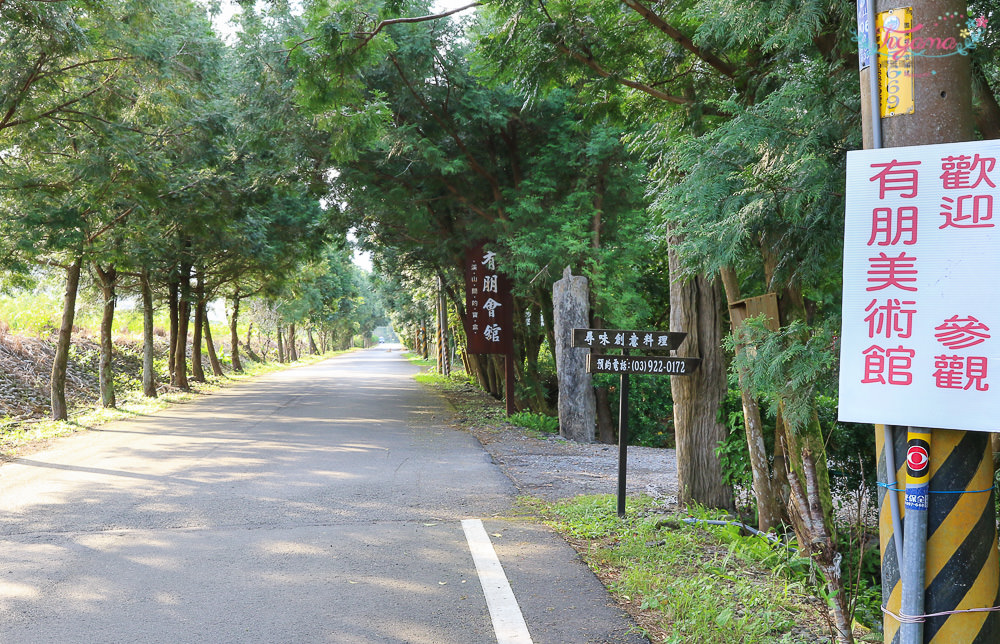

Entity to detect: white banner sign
[839,140,1000,432]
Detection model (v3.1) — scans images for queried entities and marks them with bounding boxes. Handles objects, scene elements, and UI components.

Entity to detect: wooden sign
[572,328,686,352]
[464,242,512,354]
[587,355,701,376]
[571,324,699,518]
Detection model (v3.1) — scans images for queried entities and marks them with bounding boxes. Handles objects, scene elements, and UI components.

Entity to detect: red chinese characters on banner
[862,159,922,385]
[464,243,513,355]
[864,299,916,338]
[931,315,991,391]
[862,345,915,385]
[868,206,918,245]
[869,159,921,198]
[932,355,989,391]
[931,153,997,390]
[939,154,997,229]
[865,252,918,291]
[860,153,997,390]
[840,141,1000,430]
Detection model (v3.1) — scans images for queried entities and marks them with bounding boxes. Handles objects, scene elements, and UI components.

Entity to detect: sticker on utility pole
[857,2,872,70]
[905,436,930,511]
[838,139,1000,432]
[877,7,915,118]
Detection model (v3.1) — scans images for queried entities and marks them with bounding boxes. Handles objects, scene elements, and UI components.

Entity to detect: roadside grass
[507,410,558,437]
[403,350,436,369]
[0,348,351,459]
[513,495,839,644]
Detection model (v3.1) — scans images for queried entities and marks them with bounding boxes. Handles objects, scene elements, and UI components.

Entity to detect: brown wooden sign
[464,242,512,354]
[572,328,687,353]
[571,325,698,518]
[587,355,701,376]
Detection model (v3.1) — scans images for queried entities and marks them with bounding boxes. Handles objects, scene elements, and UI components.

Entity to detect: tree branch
[0,84,106,132]
[0,53,48,130]
[620,0,737,79]
[352,3,481,54]
[556,43,724,115]
[388,53,503,205]
[35,56,134,82]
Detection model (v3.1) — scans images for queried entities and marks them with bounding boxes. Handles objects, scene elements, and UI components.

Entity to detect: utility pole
[861,1,1000,642]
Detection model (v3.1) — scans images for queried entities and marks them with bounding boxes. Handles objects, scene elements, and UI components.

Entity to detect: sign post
[573,328,698,517]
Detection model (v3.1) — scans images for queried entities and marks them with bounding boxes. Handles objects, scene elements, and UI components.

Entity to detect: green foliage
[508,411,558,435]
[816,396,877,509]
[595,373,674,448]
[287,1,660,413]
[717,386,878,519]
[727,317,837,436]
[715,389,754,496]
[541,495,835,642]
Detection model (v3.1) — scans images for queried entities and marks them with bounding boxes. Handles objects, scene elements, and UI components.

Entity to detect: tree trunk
[773,408,790,509]
[203,314,224,377]
[229,290,243,373]
[191,272,206,383]
[245,321,254,355]
[668,239,734,510]
[95,263,118,408]
[277,325,286,363]
[287,323,298,361]
[140,269,157,398]
[168,273,179,386]
[51,257,82,421]
[786,445,853,643]
[784,406,837,548]
[719,266,785,531]
[243,341,263,363]
[173,263,191,390]
[308,328,319,355]
[595,386,616,444]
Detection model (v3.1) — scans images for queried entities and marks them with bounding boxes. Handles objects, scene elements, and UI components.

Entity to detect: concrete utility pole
[863,1,1000,642]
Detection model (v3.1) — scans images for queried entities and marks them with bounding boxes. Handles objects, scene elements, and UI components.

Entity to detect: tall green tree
[476,0,739,510]
[0,0,230,416]
[292,0,653,415]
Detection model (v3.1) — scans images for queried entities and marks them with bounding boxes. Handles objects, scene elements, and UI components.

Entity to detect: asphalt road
[0,347,647,644]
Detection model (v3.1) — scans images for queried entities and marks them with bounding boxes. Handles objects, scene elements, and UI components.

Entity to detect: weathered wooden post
[553,267,596,442]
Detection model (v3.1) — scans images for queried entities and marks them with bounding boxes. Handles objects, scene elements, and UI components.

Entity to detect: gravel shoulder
[433,381,680,507]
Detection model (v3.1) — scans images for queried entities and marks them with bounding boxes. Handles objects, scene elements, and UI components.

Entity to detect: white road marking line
[461,519,534,644]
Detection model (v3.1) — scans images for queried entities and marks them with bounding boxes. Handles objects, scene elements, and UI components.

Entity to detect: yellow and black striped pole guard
[878,425,1000,643]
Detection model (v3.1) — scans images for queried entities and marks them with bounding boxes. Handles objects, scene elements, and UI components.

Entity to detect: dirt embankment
[0,325,151,422]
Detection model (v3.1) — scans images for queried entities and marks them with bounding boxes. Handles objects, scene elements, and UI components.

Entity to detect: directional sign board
[571,325,698,518]
[587,355,701,376]
[464,242,513,354]
[572,329,686,353]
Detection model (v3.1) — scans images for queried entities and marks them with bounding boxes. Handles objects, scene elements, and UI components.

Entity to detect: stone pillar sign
[553,266,595,442]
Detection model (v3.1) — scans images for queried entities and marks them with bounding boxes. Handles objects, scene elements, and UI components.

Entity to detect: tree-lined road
[0,349,646,643]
